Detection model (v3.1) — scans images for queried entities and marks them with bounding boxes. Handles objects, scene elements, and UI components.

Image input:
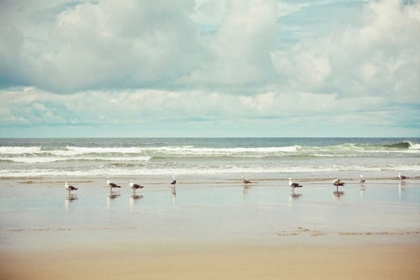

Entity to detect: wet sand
[0,175,419,279]
[1,243,420,280]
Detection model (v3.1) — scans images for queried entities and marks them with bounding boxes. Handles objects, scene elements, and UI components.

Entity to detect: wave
[384,141,420,149]
[0,156,152,163]
[0,142,419,161]
[0,145,301,158]
[0,146,42,154]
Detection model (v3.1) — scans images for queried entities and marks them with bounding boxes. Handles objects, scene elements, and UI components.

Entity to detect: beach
[0,174,419,279]
[1,243,419,280]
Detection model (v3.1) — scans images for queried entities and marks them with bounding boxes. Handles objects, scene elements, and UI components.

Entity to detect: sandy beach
[1,175,419,279]
[1,243,420,280]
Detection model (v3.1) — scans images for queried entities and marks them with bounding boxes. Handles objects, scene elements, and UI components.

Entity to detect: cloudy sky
[0,0,419,137]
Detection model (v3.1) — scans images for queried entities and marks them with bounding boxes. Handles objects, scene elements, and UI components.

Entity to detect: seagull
[106,178,121,190]
[399,172,408,182]
[64,182,78,195]
[170,176,176,187]
[333,178,345,186]
[359,175,366,184]
[129,180,144,194]
[242,177,251,184]
[288,178,302,192]
[333,178,345,191]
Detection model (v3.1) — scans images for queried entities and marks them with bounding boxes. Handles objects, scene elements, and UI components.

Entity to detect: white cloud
[191,0,228,26]
[272,0,420,101]
[182,0,279,86]
[1,0,203,92]
[0,0,419,137]
[0,87,390,125]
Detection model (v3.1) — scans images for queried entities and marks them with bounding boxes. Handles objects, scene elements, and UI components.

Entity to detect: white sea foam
[151,146,301,154]
[1,156,152,163]
[409,143,420,150]
[3,157,68,163]
[1,163,419,177]
[0,146,42,154]
[2,144,419,158]
[0,145,300,157]
[50,146,146,156]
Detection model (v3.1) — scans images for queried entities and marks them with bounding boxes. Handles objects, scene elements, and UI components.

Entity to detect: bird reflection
[108,191,120,199]
[398,182,405,201]
[171,187,176,205]
[360,185,365,201]
[131,194,143,200]
[129,194,144,210]
[243,185,251,198]
[333,191,345,199]
[289,193,302,201]
[64,194,78,211]
[107,191,120,208]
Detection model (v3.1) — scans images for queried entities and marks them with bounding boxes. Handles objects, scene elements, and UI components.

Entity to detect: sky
[0,0,419,138]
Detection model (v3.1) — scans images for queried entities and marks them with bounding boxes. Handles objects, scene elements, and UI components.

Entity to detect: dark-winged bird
[129,180,144,194]
[64,182,78,195]
[242,177,251,184]
[170,176,177,187]
[288,178,302,192]
[106,178,121,190]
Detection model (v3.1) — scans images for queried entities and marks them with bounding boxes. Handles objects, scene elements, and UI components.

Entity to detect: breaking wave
[0,141,419,163]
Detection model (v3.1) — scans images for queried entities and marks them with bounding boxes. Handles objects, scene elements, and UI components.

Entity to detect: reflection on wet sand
[107,191,121,208]
[398,182,405,201]
[289,193,302,201]
[333,191,345,199]
[64,194,78,211]
[130,194,144,210]
[108,192,120,199]
[360,185,365,201]
[243,185,251,198]
[171,187,176,205]
[131,194,143,200]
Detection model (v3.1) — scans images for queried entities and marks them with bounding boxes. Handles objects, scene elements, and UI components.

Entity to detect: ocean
[0,138,419,178]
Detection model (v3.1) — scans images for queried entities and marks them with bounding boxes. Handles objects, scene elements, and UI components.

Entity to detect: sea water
[0,138,419,178]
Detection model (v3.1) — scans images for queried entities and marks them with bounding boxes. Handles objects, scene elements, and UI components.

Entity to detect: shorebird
[242,177,251,184]
[64,182,78,195]
[170,176,177,187]
[288,178,302,192]
[333,178,345,186]
[129,180,144,194]
[106,178,121,190]
[399,172,408,182]
[359,175,366,184]
[333,178,345,191]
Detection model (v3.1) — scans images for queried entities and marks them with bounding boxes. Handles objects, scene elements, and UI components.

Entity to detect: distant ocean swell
[0,140,419,177]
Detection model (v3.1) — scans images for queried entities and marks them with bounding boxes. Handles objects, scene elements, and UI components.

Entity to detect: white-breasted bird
[359,175,366,184]
[288,178,302,191]
[242,177,251,184]
[64,182,78,195]
[399,172,408,182]
[129,180,144,194]
[106,178,121,190]
[170,176,177,187]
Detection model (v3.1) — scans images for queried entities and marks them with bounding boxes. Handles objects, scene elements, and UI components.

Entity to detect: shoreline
[1,173,419,182]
